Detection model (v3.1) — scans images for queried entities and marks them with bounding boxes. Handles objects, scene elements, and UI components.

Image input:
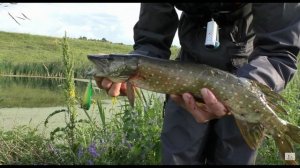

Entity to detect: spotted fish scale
[88,54,300,165]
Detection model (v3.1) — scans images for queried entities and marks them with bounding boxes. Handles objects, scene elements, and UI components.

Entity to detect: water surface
[0,76,116,133]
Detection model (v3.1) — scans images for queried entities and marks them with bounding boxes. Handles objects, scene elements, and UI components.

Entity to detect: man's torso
[174,3,254,73]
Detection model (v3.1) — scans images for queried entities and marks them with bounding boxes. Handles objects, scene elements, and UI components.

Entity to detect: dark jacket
[131,3,300,92]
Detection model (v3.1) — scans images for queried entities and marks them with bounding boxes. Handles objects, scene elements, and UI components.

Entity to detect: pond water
[0,76,125,133]
[0,76,110,107]
[0,76,165,134]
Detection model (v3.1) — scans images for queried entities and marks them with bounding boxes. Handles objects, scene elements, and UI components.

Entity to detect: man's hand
[94,77,127,97]
[170,88,230,123]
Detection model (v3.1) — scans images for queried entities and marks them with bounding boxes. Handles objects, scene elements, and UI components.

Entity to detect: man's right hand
[94,76,127,97]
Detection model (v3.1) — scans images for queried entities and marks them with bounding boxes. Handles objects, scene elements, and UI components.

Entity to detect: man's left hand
[170,88,230,123]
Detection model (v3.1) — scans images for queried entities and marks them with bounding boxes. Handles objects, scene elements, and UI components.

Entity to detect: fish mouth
[87,54,139,78]
[87,54,112,76]
[87,54,129,75]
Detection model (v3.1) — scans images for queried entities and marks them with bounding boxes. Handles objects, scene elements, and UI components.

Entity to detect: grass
[0,31,180,78]
[0,31,299,165]
[0,31,132,64]
[0,94,164,165]
[0,126,66,165]
[0,30,130,78]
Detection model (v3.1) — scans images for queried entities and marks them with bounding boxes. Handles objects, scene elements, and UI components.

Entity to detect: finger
[108,83,122,97]
[119,82,127,96]
[101,78,113,90]
[201,88,227,117]
[182,93,216,123]
[170,94,185,107]
[94,77,104,89]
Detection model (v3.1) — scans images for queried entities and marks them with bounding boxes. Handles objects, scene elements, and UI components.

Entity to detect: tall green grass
[0,126,70,165]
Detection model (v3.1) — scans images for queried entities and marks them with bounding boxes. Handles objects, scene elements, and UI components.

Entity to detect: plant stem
[62,31,77,163]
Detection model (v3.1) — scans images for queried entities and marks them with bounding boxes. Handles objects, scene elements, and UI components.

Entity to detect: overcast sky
[0,3,181,46]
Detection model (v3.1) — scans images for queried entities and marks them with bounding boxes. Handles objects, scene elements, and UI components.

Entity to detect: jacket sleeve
[236,3,300,92]
[130,3,179,59]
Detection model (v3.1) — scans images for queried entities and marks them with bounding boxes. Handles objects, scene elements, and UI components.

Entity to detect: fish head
[87,54,139,83]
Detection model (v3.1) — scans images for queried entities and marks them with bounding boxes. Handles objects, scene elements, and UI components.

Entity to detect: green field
[0,31,299,165]
[0,31,132,64]
[0,31,180,78]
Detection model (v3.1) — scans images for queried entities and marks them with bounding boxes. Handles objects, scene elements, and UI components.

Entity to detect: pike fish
[88,54,300,165]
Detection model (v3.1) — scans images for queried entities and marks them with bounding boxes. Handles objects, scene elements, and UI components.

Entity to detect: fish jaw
[87,54,139,83]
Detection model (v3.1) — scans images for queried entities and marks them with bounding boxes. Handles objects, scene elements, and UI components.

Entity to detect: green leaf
[44,109,67,127]
[97,99,106,129]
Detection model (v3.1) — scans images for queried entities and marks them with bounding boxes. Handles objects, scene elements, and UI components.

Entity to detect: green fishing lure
[81,79,93,110]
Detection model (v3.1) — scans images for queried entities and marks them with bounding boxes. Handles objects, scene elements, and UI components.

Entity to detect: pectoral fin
[255,81,288,104]
[126,81,135,108]
[252,81,288,115]
[267,100,289,115]
[235,118,265,150]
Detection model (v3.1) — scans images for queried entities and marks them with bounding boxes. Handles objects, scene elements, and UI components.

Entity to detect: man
[95,3,300,165]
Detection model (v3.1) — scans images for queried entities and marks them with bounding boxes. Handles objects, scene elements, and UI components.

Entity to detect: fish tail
[273,133,298,165]
[273,122,300,165]
[286,122,300,144]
